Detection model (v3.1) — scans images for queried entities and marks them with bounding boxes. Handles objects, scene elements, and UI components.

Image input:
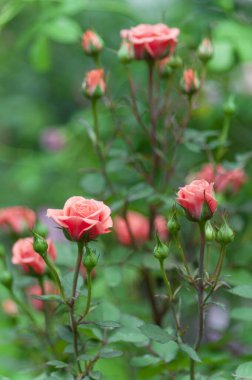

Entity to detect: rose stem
[190,221,206,380]
[91,99,115,194]
[69,242,85,374]
[43,255,67,303]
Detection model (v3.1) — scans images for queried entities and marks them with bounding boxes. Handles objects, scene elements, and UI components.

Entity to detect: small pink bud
[198,38,214,62]
[82,69,106,99]
[181,69,200,96]
[81,30,104,56]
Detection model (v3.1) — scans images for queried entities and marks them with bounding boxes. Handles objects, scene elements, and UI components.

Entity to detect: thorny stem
[83,271,92,318]
[43,255,67,303]
[91,99,115,194]
[190,222,206,380]
[204,246,226,304]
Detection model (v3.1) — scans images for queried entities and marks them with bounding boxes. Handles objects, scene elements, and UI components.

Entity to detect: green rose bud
[205,221,215,242]
[216,218,234,246]
[154,234,169,261]
[83,246,99,273]
[198,38,214,62]
[33,232,48,257]
[224,96,236,117]
[167,211,180,236]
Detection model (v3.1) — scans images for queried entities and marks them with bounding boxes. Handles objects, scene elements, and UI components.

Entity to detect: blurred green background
[1,0,252,378]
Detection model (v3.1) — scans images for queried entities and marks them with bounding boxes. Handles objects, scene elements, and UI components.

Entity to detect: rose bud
[12,238,56,275]
[198,38,214,62]
[180,69,200,96]
[120,23,180,60]
[82,69,106,99]
[158,57,173,78]
[83,246,99,273]
[223,96,236,116]
[81,30,104,56]
[216,218,234,246]
[117,40,134,64]
[33,232,48,257]
[176,180,218,222]
[154,234,169,261]
[168,55,182,69]
[167,211,180,237]
[47,196,112,242]
[205,221,215,242]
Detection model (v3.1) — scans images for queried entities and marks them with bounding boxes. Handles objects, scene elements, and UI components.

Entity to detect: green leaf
[45,16,82,43]
[89,371,102,380]
[29,35,51,72]
[180,344,201,363]
[152,341,178,362]
[110,327,147,344]
[95,321,121,329]
[78,354,95,361]
[231,307,252,322]
[229,285,252,299]
[234,361,252,379]
[131,355,161,367]
[99,348,123,359]
[139,323,171,343]
[47,360,68,369]
[31,294,63,303]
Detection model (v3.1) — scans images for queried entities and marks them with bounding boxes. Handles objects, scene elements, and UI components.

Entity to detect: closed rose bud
[158,57,173,78]
[198,38,214,62]
[83,246,99,273]
[154,234,169,261]
[82,69,106,99]
[82,30,104,56]
[216,219,234,246]
[33,232,48,257]
[205,221,215,241]
[0,271,13,289]
[168,55,182,69]
[167,211,180,236]
[180,69,200,95]
[117,40,134,63]
[224,96,236,116]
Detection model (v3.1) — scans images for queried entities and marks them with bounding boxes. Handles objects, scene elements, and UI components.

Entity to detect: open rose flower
[82,69,106,99]
[193,163,247,194]
[82,30,104,55]
[47,196,112,242]
[114,212,168,246]
[177,180,218,222]
[12,238,56,275]
[0,206,36,234]
[121,23,179,60]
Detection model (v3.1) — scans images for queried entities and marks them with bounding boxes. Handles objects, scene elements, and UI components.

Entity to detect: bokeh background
[1,0,252,378]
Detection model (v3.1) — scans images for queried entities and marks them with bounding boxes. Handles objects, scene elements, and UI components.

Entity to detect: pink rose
[154,215,169,241]
[12,238,56,275]
[114,211,149,246]
[26,281,57,311]
[121,23,179,60]
[82,30,104,55]
[47,196,112,242]
[193,164,247,194]
[82,69,106,98]
[0,206,36,234]
[177,180,218,221]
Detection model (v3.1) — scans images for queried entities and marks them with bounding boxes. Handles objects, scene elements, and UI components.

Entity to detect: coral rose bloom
[47,196,112,242]
[12,238,56,275]
[121,23,179,60]
[0,206,35,234]
[114,211,149,246]
[177,180,218,221]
